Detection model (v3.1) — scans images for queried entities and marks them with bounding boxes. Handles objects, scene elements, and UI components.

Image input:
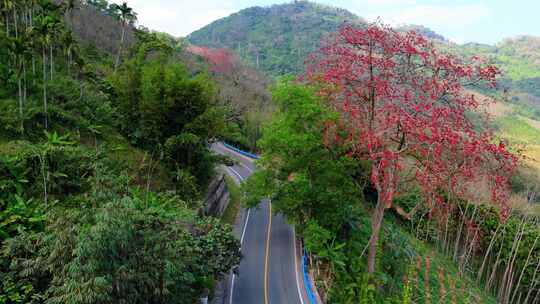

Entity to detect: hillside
[189,2,540,97]
[188,1,365,75]
[67,2,136,55]
[64,0,272,152]
[443,36,540,101]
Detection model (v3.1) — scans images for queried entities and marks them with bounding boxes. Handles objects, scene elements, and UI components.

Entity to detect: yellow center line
[264,201,272,304]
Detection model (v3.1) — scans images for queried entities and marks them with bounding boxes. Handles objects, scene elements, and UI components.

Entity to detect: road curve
[212,143,309,304]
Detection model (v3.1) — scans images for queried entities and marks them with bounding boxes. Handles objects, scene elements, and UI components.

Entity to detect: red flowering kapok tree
[186,45,237,74]
[305,24,518,274]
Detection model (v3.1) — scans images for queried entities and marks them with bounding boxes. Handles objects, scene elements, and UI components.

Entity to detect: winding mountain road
[212,143,310,304]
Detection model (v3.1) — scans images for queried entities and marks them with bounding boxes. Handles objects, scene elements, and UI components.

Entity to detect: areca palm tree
[35,0,62,81]
[111,2,136,72]
[60,29,77,74]
[47,17,62,80]
[31,14,55,129]
[9,35,29,132]
[1,0,14,36]
[62,0,76,22]
[11,0,17,37]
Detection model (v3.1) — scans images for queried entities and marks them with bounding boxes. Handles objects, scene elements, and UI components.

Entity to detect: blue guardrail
[223,143,260,159]
[302,251,317,304]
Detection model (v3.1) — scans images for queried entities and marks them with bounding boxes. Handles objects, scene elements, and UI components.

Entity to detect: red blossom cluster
[186,45,236,74]
[306,24,518,218]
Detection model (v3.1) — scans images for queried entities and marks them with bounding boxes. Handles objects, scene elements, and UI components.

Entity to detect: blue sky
[111,0,540,45]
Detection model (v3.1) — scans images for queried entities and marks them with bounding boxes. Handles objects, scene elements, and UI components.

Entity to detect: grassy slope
[494,114,540,172]
[222,174,242,225]
[400,225,498,303]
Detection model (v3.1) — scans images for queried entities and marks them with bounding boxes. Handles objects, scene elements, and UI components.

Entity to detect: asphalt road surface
[212,143,309,304]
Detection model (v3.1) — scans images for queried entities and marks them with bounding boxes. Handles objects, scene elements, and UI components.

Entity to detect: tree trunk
[453,203,470,261]
[256,52,259,69]
[24,7,28,31]
[459,205,479,274]
[13,7,18,38]
[5,12,9,36]
[367,194,386,274]
[39,153,48,207]
[477,222,503,284]
[50,44,53,80]
[115,23,126,72]
[67,50,71,74]
[500,217,526,303]
[486,229,506,292]
[510,231,540,303]
[442,200,451,254]
[23,59,27,105]
[42,46,48,129]
[18,66,23,133]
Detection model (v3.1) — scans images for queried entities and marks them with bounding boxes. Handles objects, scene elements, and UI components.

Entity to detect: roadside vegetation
[244,25,540,303]
[222,174,242,225]
[0,1,240,303]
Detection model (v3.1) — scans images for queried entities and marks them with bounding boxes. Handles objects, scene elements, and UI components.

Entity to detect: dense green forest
[243,80,539,303]
[0,1,241,303]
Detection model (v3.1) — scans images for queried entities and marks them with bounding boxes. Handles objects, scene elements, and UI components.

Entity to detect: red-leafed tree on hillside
[305,24,518,274]
[187,45,236,74]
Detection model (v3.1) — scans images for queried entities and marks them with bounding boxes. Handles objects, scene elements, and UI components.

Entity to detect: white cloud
[366,3,491,29]
[110,0,236,37]
[362,0,417,7]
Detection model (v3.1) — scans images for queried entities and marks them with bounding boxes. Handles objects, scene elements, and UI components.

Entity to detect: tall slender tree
[11,0,17,37]
[8,35,28,132]
[62,0,76,22]
[1,0,14,36]
[60,29,76,74]
[111,2,136,72]
[31,14,56,129]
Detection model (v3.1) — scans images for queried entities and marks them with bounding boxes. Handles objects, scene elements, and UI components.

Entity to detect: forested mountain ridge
[189,1,365,76]
[188,1,540,103]
[187,2,465,77]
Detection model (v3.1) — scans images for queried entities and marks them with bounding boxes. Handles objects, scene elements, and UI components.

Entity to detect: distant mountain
[397,24,447,42]
[443,36,540,100]
[189,1,539,97]
[188,1,365,76]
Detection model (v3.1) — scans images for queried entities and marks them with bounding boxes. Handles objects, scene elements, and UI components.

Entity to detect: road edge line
[226,167,244,184]
[293,228,306,304]
[225,167,248,304]
[264,201,272,304]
